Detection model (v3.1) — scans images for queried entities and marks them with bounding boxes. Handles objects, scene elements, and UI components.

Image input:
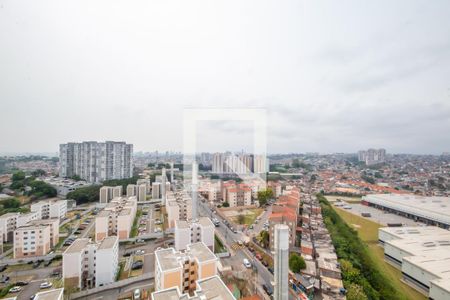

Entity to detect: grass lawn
[334,207,426,300]
[230,208,263,225]
[325,195,362,204]
[130,209,143,237]
[6,263,34,272]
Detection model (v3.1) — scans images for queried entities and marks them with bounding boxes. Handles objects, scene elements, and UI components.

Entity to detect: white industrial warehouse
[363,194,450,228]
[378,226,450,300]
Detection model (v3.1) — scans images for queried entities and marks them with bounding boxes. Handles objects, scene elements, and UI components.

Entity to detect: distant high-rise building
[211,152,268,174]
[358,148,386,165]
[274,224,289,300]
[59,141,133,183]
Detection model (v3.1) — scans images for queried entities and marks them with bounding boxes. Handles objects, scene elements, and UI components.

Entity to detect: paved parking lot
[138,204,163,236]
[334,202,422,226]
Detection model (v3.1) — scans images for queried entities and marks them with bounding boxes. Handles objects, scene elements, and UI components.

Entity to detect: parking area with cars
[331,201,421,226]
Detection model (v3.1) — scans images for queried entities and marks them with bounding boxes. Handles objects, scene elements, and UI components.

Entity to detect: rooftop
[155,242,217,272]
[152,276,235,300]
[98,236,118,250]
[64,238,90,254]
[364,194,450,225]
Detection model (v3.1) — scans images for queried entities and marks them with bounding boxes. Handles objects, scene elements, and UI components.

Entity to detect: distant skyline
[1,1,450,154]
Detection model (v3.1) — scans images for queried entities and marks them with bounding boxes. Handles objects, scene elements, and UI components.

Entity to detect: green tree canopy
[346,283,369,300]
[12,171,26,182]
[257,188,273,206]
[289,253,306,273]
[1,197,21,209]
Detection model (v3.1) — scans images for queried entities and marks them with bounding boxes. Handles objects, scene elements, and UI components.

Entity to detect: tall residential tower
[59,141,133,183]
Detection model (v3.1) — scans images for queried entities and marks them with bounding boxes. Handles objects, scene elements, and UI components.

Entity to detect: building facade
[59,141,133,183]
[99,186,123,203]
[166,191,193,228]
[30,199,67,219]
[174,217,215,251]
[63,236,119,289]
[95,196,137,241]
[154,243,218,295]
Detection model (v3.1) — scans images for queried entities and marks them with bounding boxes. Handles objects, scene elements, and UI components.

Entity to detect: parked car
[44,260,52,267]
[262,260,268,267]
[135,249,145,255]
[40,281,53,289]
[133,288,141,300]
[0,265,8,272]
[268,267,274,274]
[0,275,10,283]
[255,253,262,260]
[9,286,22,293]
[33,261,42,268]
[263,284,273,296]
[243,259,252,268]
[135,239,145,244]
[14,281,29,286]
[131,261,144,270]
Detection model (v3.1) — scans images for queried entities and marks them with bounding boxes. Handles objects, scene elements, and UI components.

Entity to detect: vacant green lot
[334,207,426,300]
[325,195,362,204]
[229,208,263,225]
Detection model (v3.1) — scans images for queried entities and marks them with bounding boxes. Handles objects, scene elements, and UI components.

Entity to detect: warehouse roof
[364,194,450,225]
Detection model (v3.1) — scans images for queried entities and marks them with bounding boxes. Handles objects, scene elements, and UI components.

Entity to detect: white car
[135,249,145,255]
[133,288,141,300]
[9,286,21,293]
[243,259,252,268]
[40,282,53,289]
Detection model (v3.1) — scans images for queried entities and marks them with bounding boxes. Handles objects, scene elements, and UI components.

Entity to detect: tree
[340,259,361,283]
[237,214,246,224]
[12,171,26,182]
[28,180,57,198]
[1,197,21,209]
[257,230,270,248]
[257,188,273,206]
[289,253,306,273]
[31,169,46,177]
[346,283,368,300]
[222,202,230,207]
[70,175,82,181]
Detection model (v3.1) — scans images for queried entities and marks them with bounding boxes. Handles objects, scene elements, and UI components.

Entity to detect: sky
[1,0,450,155]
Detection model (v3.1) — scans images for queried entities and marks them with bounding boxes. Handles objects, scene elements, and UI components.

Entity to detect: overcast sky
[1,0,450,155]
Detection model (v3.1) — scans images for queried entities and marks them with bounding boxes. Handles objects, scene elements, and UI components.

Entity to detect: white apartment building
[14,223,51,258]
[136,178,151,193]
[59,141,133,183]
[126,184,147,201]
[166,191,193,228]
[31,199,67,219]
[154,243,218,295]
[95,196,137,241]
[0,212,39,242]
[174,217,215,251]
[27,218,60,248]
[63,236,119,289]
[99,186,122,203]
[358,148,386,165]
[152,276,236,300]
[152,179,170,199]
[221,182,252,207]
